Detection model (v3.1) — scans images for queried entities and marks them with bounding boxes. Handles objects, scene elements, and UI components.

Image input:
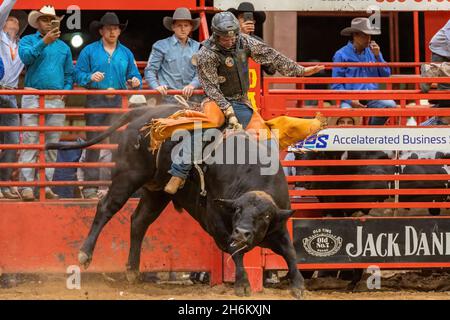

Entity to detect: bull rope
[193,163,207,197]
[226,244,249,266]
[174,95,191,109]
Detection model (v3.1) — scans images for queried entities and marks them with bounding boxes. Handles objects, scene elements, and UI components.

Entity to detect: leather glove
[224,106,243,130]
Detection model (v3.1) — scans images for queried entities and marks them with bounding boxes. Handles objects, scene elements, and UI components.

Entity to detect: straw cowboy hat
[340,17,381,36]
[9,10,28,36]
[28,5,64,29]
[90,12,128,34]
[227,2,266,24]
[163,7,200,31]
[328,116,362,126]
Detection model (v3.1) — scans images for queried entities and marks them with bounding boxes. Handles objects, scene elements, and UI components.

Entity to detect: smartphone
[51,19,60,31]
[243,12,254,22]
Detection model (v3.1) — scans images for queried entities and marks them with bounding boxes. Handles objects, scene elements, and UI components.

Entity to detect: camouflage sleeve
[244,34,305,77]
[196,48,232,111]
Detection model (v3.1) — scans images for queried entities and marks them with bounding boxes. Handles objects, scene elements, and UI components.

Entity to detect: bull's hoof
[78,251,92,269]
[290,286,305,300]
[234,283,251,297]
[125,270,141,284]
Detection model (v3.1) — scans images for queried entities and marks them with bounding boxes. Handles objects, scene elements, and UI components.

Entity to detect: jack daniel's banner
[293,218,450,264]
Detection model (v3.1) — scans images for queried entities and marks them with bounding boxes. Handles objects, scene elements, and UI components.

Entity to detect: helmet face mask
[216,33,238,49]
[212,12,240,38]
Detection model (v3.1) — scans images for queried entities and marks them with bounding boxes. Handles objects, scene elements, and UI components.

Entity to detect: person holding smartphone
[331,17,396,125]
[18,5,74,201]
[228,2,265,37]
[228,2,275,76]
[74,12,142,200]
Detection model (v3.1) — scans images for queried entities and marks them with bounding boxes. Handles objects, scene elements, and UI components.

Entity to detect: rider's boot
[164,176,186,194]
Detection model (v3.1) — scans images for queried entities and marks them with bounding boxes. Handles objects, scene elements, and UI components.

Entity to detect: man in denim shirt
[75,12,142,199]
[145,8,201,104]
[332,18,396,125]
[18,5,74,201]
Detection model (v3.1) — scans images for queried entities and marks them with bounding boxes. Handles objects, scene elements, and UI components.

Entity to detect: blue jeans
[341,100,396,125]
[0,95,20,192]
[169,101,253,179]
[83,95,122,195]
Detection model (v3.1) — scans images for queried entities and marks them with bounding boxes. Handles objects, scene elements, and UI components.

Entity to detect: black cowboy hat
[227,2,266,24]
[89,12,128,34]
[9,10,28,36]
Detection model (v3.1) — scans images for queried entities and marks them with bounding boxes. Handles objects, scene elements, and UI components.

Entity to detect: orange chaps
[145,101,325,151]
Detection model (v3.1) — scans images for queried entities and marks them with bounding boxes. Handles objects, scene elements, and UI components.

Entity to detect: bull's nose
[233,227,251,242]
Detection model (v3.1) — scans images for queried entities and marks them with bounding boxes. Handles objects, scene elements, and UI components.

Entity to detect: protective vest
[203,36,250,98]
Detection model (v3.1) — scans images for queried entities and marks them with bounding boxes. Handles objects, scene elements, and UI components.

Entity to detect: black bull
[46,105,304,298]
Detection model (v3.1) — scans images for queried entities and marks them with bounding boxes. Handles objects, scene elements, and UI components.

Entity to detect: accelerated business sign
[294,218,450,264]
[292,128,450,151]
[215,0,450,11]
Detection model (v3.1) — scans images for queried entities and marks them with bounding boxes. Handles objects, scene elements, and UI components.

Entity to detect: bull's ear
[277,209,295,222]
[214,198,236,210]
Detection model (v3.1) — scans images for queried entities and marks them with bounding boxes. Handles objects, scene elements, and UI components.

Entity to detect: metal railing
[1,62,449,214]
[0,89,203,201]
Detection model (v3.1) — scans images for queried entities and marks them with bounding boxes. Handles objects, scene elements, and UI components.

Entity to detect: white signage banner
[292,128,450,151]
[215,0,450,11]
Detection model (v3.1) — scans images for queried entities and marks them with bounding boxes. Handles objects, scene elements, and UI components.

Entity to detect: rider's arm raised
[244,34,305,77]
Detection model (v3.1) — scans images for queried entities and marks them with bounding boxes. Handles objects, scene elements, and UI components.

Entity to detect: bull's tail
[45,106,150,150]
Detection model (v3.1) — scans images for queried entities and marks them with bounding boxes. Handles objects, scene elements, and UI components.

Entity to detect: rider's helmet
[211,11,240,37]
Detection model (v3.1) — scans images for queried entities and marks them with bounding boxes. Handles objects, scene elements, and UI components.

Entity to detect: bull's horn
[214,198,236,209]
[277,209,295,221]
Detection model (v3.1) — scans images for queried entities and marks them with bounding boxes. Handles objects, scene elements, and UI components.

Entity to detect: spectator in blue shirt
[145,8,201,104]
[18,5,74,201]
[332,18,396,125]
[75,12,142,199]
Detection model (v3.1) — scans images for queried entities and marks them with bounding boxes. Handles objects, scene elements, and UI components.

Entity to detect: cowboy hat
[28,5,64,30]
[9,10,28,36]
[163,7,200,31]
[328,116,362,126]
[340,17,381,36]
[89,12,128,34]
[227,2,266,24]
[129,95,147,105]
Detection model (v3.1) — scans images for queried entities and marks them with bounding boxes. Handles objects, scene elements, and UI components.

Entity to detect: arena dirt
[1,271,450,300]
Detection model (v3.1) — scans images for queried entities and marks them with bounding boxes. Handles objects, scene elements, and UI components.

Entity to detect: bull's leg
[79,170,149,268]
[267,231,305,299]
[126,189,171,283]
[232,252,251,297]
